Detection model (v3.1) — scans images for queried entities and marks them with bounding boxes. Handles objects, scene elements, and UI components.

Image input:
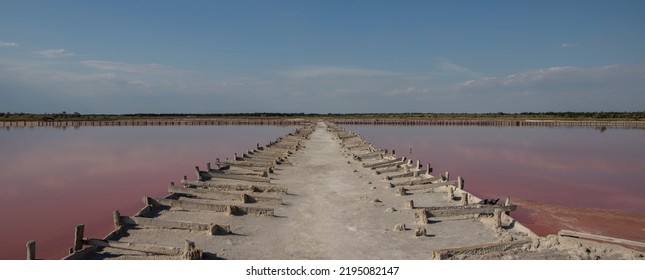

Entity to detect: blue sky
[1,0,644,113]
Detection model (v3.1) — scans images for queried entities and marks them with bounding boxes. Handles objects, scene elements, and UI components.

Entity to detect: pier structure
[24,122,644,260]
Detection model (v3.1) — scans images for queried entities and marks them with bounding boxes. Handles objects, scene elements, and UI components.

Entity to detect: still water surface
[1,125,643,259]
[0,125,294,259]
[346,125,645,243]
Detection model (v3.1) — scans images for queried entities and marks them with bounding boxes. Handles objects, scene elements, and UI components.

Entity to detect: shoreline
[2,118,644,128]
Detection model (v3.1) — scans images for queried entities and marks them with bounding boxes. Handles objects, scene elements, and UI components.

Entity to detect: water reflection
[0,125,294,260]
[345,125,645,239]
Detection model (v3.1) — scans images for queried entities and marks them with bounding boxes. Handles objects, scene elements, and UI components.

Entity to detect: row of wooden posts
[4,118,645,128]
[0,118,308,128]
[329,118,645,128]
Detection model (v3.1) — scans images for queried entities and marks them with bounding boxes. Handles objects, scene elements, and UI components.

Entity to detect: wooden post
[206,162,211,171]
[444,171,450,181]
[448,187,454,201]
[457,176,464,190]
[416,209,428,225]
[26,240,36,260]
[113,210,123,232]
[504,196,511,215]
[73,224,85,251]
[184,240,194,253]
[426,163,432,175]
[415,160,420,170]
[195,166,201,180]
[395,187,407,196]
[240,193,250,203]
[462,193,469,206]
[494,209,502,228]
[404,200,414,209]
[183,240,202,260]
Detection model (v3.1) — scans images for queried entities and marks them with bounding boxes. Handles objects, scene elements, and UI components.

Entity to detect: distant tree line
[1,111,644,121]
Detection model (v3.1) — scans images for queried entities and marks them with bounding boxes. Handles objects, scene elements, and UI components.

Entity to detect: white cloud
[33,48,75,58]
[0,41,19,47]
[436,58,477,74]
[449,64,645,111]
[279,66,398,79]
[561,43,579,48]
[385,86,432,97]
[456,66,603,89]
[81,60,178,75]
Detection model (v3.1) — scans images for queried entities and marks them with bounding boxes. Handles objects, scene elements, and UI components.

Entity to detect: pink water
[345,125,645,242]
[1,125,644,259]
[0,125,294,260]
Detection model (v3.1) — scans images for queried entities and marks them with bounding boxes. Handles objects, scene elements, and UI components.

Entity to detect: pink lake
[0,125,295,260]
[1,124,644,259]
[345,125,645,245]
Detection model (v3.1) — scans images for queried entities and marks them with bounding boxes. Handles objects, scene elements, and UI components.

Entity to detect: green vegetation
[1,111,644,122]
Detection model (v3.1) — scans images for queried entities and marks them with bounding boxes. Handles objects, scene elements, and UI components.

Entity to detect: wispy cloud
[561,42,579,48]
[33,48,75,58]
[385,86,432,97]
[437,58,477,75]
[449,64,645,111]
[81,60,179,75]
[279,66,398,79]
[0,41,19,47]
[457,66,589,88]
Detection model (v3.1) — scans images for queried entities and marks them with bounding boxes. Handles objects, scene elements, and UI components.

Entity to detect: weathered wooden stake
[113,210,123,232]
[404,200,414,209]
[462,193,469,206]
[504,196,511,215]
[73,224,85,251]
[206,162,211,170]
[26,240,36,260]
[457,176,464,190]
[415,160,420,170]
[195,166,201,180]
[447,186,454,200]
[395,187,407,196]
[426,163,432,175]
[444,171,450,181]
[494,209,502,228]
[415,227,427,237]
[240,193,250,203]
[416,209,428,225]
